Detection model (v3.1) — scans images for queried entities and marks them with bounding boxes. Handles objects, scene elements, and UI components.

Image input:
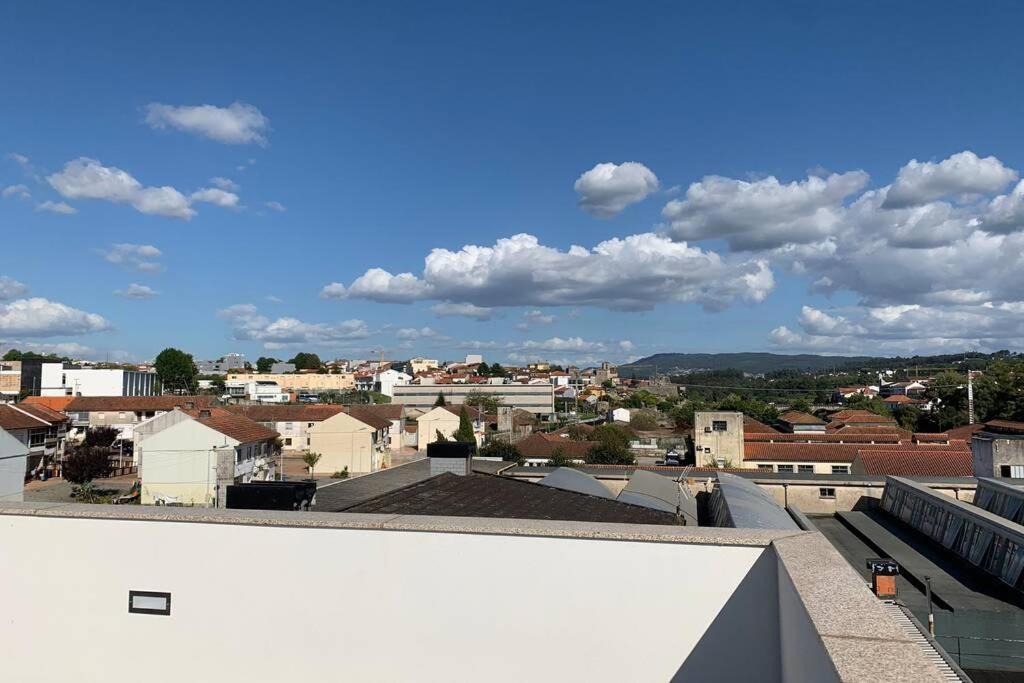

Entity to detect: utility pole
[967,369,975,425]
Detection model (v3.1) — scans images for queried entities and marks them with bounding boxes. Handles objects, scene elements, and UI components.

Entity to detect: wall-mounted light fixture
[128,590,171,616]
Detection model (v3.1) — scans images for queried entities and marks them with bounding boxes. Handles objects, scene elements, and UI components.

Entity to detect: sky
[2,1,1024,367]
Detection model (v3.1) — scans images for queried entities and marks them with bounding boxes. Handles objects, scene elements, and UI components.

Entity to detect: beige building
[409,358,439,375]
[414,405,483,451]
[227,372,355,392]
[693,411,744,467]
[306,410,391,474]
[394,383,553,414]
[1,360,21,398]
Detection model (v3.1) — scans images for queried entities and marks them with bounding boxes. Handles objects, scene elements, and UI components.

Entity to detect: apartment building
[39,363,158,397]
[226,372,355,392]
[394,382,554,415]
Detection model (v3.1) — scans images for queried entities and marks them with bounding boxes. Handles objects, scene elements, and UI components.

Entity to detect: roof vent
[198,409,212,419]
[185,401,196,410]
[427,441,475,477]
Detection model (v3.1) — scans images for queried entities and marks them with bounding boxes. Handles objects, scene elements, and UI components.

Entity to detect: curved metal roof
[712,472,798,530]
[538,467,615,499]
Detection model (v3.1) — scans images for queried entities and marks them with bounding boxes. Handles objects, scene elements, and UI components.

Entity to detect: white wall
[0,514,767,682]
[138,420,237,505]
[0,428,28,502]
[40,365,157,397]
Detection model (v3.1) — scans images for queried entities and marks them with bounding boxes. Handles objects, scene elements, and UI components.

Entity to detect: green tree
[302,451,322,476]
[464,389,502,413]
[844,393,891,418]
[454,406,476,443]
[547,446,575,468]
[154,347,198,393]
[488,363,506,378]
[629,410,660,431]
[789,397,813,413]
[591,423,635,450]
[288,352,323,371]
[476,362,490,377]
[83,426,120,448]
[564,424,591,441]
[256,356,278,373]
[895,406,921,432]
[478,440,522,464]
[924,370,968,429]
[435,429,449,443]
[63,447,112,485]
[3,348,21,361]
[585,441,635,465]
[434,391,447,407]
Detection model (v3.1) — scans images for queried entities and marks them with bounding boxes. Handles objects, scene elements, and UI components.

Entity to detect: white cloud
[575,162,659,217]
[518,336,607,353]
[0,341,95,358]
[265,295,283,304]
[319,282,347,299]
[114,283,159,299]
[0,276,29,300]
[395,326,446,341]
[48,158,194,219]
[264,201,286,212]
[210,177,240,192]
[218,303,369,349]
[429,302,494,320]
[101,243,163,272]
[882,151,1017,209]
[984,180,1024,234]
[662,171,869,250]
[2,184,30,200]
[516,309,555,330]
[7,153,30,166]
[144,102,269,145]
[190,187,240,208]
[340,232,773,312]
[0,298,110,337]
[36,200,77,215]
[618,340,635,352]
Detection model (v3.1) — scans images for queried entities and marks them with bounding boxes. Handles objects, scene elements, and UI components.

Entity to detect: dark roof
[65,396,213,412]
[778,411,826,425]
[439,404,484,420]
[341,472,680,525]
[312,458,510,512]
[983,419,1024,435]
[853,450,974,477]
[195,413,278,443]
[945,423,985,441]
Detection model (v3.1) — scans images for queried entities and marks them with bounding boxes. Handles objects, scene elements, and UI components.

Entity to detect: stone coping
[0,501,800,547]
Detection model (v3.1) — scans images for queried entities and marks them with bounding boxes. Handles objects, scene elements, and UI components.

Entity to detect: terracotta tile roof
[65,396,214,412]
[778,411,826,425]
[194,412,278,443]
[21,396,75,411]
[0,403,68,430]
[744,439,969,463]
[225,404,344,422]
[439,404,484,420]
[345,407,393,431]
[983,419,1024,434]
[743,416,779,433]
[744,432,904,444]
[548,423,596,436]
[945,423,985,441]
[516,434,598,459]
[912,432,950,442]
[883,394,923,404]
[853,450,974,477]
[346,403,403,421]
[827,410,895,425]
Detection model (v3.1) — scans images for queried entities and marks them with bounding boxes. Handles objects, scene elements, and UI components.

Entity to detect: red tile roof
[945,423,985,441]
[778,411,826,425]
[983,419,1024,434]
[195,412,279,444]
[21,396,75,411]
[515,434,598,459]
[744,439,969,464]
[66,396,214,412]
[743,416,779,433]
[853,450,973,477]
[0,404,68,430]
[345,407,393,431]
[745,432,904,444]
[827,410,896,425]
[225,404,344,422]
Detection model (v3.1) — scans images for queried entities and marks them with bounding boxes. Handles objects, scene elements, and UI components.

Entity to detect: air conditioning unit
[704,427,712,433]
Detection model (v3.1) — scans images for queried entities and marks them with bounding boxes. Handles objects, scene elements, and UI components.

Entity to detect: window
[29,432,46,447]
[757,464,773,471]
[1000,465,1024,478]
[831,465,850,474]
[776,464,794,473]
[819,487,836,499]
[128,591,171,616]
[712,420,728,432]
[798,465,814,473]
[284,438,292,446]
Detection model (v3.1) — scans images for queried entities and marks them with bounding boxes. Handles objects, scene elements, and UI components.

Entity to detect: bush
[478,440,522,464]
[83,426,120,448]
[547,446,576,468]
[331,467,350,479]
[585,442,635,465]
[591,423,635,450]
[629,410,660,431]
[63,447,112,485]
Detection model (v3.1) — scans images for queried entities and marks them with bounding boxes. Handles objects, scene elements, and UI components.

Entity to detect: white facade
[40,363,158,397]
[0,427,29,502]
[374,369,411,397]
[225,380,289,403]
[609,407,631,423]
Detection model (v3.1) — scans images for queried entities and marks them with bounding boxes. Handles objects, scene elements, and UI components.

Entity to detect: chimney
[185,401,195,410]
[865,558,899,599]
[427,441,476,477]
[198,409,212,419]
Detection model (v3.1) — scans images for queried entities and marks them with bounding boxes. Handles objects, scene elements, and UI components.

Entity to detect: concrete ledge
[0,501,801,547]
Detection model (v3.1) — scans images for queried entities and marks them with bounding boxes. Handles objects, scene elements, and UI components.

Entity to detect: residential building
[1,359,21,399]
[224,404,342,450]
[464,353,483,365]
[776,410,827,433]
[0,427,29,502]
[694,411,745,467]
[60,396,214,437]
[374,368,411,397]
[0,403,68,476]
[306,409,392,474]
[971,420,1024,479]
[40,363,158,397]
[224,380,289,403]
[408,357,438,375]
[196,353,247,375]
[608,407,630,423]
[393,383,554,415]
[515,433,597,466]
[269,361,296,374]
[226,372,355,392]
[414,405,484,451]
[138,408,279,506]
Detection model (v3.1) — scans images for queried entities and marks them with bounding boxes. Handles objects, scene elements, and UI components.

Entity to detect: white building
[465,354,483,365]
[224,380,289,403]
[374,368,411,398]
[609,407,631,423]
[0,427,29,502]
[40,363,158,397]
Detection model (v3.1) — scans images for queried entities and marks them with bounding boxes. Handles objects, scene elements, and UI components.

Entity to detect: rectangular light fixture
[128,590,171,616]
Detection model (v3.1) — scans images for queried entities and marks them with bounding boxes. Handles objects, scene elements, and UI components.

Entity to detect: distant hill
[619,353,875,377]
[617,351,1014,378]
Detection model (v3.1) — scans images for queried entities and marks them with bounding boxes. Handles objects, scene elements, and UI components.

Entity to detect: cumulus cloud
[190,187,240,208]
[395,326,446,341]
[218,303,369,349]
[662,171,869,250]
[48,158,194,219]
[516,309,555,330]
[210,177,240,192]
[575,162,659,217]
[882,151,1017,209]
[429,302,494,320]
[264,201,286,212]
[984,180,1024,234]
[339,232,773,312]
[145,102,269,145]
[0,276,29,300]
[101,243,163,272]
[2,184,30,200]
[0,298,110,337]
[0,341,96,358]
[36,200,77,215]
[114,283,159,299]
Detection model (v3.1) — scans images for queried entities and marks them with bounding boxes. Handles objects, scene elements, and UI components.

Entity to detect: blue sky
[2,1,1024,366]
